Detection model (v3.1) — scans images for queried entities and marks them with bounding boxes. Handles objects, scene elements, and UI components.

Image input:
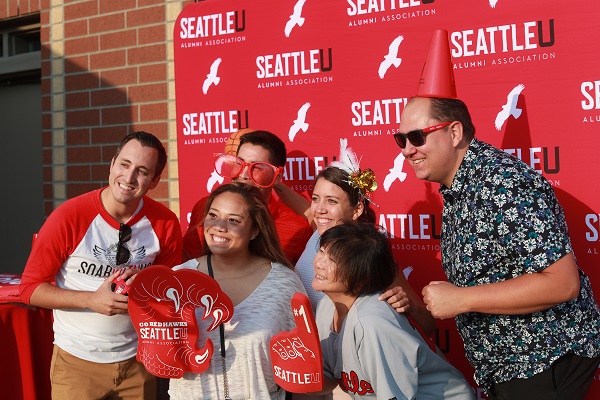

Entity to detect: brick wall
[32,0,194,218]
[0,0,42,19]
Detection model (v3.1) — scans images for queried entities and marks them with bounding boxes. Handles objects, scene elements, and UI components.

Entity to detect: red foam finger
[270,292,323,393]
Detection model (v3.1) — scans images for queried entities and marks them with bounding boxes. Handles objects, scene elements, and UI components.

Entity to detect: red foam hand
[128,265,233,378]
[270,292,323,393]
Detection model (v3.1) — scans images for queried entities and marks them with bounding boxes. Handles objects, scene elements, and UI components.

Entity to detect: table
[0,273,53,400]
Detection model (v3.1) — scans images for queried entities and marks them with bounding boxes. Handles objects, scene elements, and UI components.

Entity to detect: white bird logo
[495,84,525,131]
[378,35,404,79]
[202,58,222,94]
[288,102,311,142]
[383,153,408,191]
[489,0,499,8]
[206,169,224,193]
[284,0,307,37]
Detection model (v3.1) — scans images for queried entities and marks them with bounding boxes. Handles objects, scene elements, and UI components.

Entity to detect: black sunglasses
[393,122,452,149]
[116,223,132,265]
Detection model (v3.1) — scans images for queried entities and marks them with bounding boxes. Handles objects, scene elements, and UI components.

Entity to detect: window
[0,14,41,85]
[8,27,41,56]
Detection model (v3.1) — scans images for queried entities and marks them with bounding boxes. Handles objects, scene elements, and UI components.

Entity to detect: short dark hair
[316,167,376,224]
[114,131,167,178]
[429,98,476,140]
[319,222,397,297]
[238,130,287,167]
[202,182,292,269]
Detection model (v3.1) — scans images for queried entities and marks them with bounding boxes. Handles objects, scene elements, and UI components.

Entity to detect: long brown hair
[202,182,293,269]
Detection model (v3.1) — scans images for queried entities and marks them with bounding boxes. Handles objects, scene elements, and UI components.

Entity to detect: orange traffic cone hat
[416,29,457,99]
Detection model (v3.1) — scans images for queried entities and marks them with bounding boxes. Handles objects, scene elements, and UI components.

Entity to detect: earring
[251,234,257,240]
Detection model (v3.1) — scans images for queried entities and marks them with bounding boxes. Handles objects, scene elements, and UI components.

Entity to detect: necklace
[207,255,233,400]
[207,255,284,400]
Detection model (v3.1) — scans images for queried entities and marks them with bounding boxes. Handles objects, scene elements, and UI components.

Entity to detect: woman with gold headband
[288,139,435,400]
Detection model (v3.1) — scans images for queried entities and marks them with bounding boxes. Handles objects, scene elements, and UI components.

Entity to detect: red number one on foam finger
[270,292,323,393]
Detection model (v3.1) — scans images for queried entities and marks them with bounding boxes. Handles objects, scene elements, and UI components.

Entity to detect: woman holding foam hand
[169,182,306,400]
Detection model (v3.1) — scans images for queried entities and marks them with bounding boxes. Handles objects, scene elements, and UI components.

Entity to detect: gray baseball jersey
[315,294,475,400]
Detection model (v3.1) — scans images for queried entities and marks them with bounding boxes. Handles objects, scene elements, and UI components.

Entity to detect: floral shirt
[439,138,600,390]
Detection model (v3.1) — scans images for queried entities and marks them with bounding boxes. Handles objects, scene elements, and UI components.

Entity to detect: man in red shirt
[183,130,312,264]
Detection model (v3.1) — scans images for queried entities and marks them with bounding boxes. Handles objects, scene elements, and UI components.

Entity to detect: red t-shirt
[182,195,312,264]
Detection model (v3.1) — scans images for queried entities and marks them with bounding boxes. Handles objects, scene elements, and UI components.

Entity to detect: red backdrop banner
[174,1,600,397]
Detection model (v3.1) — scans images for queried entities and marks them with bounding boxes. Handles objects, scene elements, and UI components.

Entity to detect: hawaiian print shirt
[439,138,600,390]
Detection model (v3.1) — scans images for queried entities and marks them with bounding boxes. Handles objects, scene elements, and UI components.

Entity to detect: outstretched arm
[422,253,580,319]
[379,272,436,335]
[274,182,312,222]
[29,270,134,316]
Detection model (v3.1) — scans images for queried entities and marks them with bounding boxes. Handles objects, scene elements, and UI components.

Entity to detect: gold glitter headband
[347,168,378,199]
[329,138,378,201]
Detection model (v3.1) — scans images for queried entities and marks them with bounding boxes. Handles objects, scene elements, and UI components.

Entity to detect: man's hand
[88,270,136,316]
[422,281,465,319]
[29,269,139,315]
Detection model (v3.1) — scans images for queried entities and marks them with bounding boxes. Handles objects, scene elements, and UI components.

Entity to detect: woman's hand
[379,286,411,313]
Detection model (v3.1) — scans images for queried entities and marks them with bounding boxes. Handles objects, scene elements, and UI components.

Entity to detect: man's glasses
[214,153,283,188]
[393,122,452,149]
[116,223,132,265]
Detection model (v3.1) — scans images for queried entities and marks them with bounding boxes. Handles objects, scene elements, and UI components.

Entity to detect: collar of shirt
[439,137,482,201]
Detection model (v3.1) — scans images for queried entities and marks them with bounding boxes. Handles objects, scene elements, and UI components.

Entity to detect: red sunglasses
[213,153,283,188]
[393,122,452,149]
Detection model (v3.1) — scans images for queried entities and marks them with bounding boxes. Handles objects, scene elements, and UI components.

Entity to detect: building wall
[0,0,41,18]
[1,0,194,219]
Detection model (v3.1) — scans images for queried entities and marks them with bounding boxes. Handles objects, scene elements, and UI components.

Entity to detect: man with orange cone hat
[387,29,600,399]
